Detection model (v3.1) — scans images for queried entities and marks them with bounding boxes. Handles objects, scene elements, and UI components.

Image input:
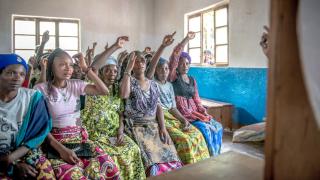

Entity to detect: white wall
[0,0,154,55]
[153,0,270,67]
[0,0,269,67]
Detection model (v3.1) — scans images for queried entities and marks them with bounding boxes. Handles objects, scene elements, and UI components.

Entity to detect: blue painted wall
[188,67,267,125]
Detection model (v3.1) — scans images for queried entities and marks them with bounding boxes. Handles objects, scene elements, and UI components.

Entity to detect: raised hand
[118,50,128,66]
[116,36,129,48]
[260,26,270,58]
[41,30,50,44]
[125,51,137,73]
[72,53,87,72]
[162,31,176,47]
[187,31,196,40]
[40,58,48,69]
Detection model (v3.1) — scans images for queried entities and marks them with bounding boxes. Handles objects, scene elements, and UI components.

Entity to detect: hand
[14,162,38,178]
[40,58,48,69]
[125,51,137,73]
[73,53,87,72]
[182,120,191,131]
[162,31,176,47]
[0,155,12,172]
[59,147,80,164]
[118,50,128,65]
[28,56,36,68]
[159,128,170,144]
[92,42,97,49]
[41,30,50,44]
[116,36,129,48]
[186,31,196,40]
[116,132,125,146]
[104,43,109,50]
[260,26,270,58]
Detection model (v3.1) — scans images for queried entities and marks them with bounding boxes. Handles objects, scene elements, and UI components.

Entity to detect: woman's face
[156,63,169,81]
[132,56,146,75]
[0,64,26,91]
[101,64,117,85]
[177,57,190,75]
[52,54,74,81]
[71,65,83,79]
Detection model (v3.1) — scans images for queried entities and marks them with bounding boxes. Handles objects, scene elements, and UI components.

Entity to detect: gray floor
[221,131,265,159]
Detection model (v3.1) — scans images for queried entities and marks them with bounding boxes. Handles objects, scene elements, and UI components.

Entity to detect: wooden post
[265,0,320,179]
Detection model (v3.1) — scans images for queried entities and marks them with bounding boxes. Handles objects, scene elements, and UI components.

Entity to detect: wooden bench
[147,151,264,180]
[200,98,234,131]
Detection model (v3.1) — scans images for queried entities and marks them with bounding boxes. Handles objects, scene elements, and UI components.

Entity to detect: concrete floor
[221,131,264,159]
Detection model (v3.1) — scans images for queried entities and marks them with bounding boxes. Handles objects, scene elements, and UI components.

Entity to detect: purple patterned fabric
[125,78,160,118]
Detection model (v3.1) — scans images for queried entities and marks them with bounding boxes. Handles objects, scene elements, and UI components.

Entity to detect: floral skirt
[0,148,55,180]
[49,126,120,180]
[125,117,183,177]
[164,111,210,164]
[92,134,146,180]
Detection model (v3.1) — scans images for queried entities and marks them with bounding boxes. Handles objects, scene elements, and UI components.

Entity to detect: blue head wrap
[0,54,28,72]
[106,56,117,66]
[158,57,168,65]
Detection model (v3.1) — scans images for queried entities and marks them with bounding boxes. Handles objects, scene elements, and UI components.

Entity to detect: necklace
[57,87,68,102]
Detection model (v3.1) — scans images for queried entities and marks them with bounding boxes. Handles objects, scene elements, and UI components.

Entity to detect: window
[187,5,228,66]
[12,15,80,60]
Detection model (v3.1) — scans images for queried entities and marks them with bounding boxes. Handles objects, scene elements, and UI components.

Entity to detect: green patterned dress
[82,85,146,180]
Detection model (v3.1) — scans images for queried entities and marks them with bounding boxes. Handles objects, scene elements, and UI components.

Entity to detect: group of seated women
[0,31,223,180]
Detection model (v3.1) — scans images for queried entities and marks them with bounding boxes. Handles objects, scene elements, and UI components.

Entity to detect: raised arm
[120,52,136,99]
[91,36,129,70]
[260,26,270,59]
[73,53,109,95]
[168,31,195,82]
[35,31,50,64]
[35,58,47,85]
[146,32,176,79]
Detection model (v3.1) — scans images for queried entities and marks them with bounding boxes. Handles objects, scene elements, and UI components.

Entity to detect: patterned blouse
[125,78,160,119]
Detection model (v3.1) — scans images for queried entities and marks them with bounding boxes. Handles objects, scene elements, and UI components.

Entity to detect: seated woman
[154,57,210,164]
[0,54,55,179]
[34,48,120,179]
[81,37,146,180]
[168,33,223,156]
[120,51,182,177]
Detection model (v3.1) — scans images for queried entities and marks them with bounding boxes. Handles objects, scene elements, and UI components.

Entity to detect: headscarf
[0,54,28,72]
[180,51,191,63]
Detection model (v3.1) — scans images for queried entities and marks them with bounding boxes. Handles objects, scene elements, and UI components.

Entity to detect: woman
[120,51,182,177]
[154,57,210,164]
[0,54,55,179]
[81,56,146,180]
[168,34,223,156]
[34,48,120,179]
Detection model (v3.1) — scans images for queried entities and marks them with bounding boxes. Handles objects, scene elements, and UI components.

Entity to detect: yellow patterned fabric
[163,110,210,164]
[82,85,146,180]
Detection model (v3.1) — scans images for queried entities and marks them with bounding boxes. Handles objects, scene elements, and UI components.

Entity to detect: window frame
[12,15,80,58]
[187,4,229,66]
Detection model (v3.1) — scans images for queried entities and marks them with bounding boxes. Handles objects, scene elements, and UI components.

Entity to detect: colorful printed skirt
[0,148,55,180]
[191,119,223,156]
[125,117,183,177]
[49,126,120,180]
[164,111,210,164]
[92,134,146,180]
